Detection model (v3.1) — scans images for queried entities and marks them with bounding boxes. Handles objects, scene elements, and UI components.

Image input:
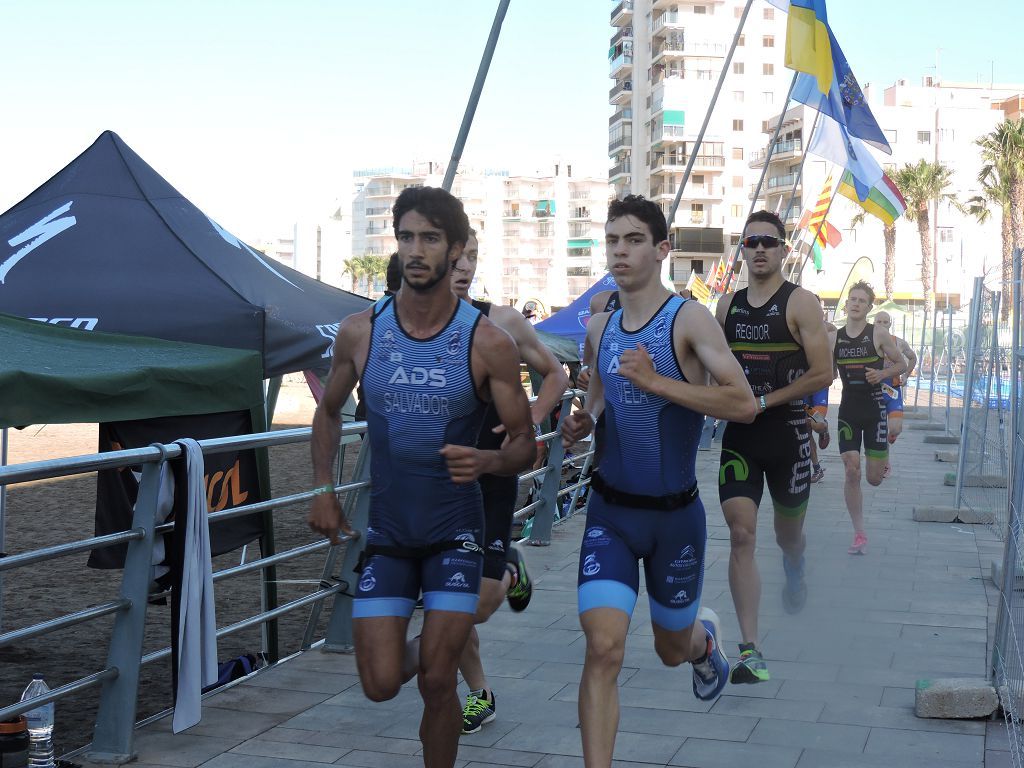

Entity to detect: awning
[568,238,601,249]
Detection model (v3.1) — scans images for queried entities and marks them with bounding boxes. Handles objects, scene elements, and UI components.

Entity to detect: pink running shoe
[848,532,867,555]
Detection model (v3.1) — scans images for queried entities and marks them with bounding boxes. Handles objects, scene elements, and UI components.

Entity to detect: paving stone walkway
[80,405,1010,768]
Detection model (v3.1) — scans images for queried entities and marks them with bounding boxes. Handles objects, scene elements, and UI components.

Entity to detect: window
[732,147,744,160]
[917,130,932,144]
[733,90,745,103]
[732,119,744,131]
[883,128,898,143]
[763,35,775,48]
[938,128,956,142]
[731,204,744,218]
[693,174,705,184]
[730,233,742,245]
[763,7,774,19]
[732,176,743,188]
[737,34,745,46]
[763,91,774,105]
[939,227,955,243]
[734,6,743,18]
[690,203,705,224]
[694,5,706,13]
[691,260,705,275]
[763,63,774,75]
[733,62,745,75]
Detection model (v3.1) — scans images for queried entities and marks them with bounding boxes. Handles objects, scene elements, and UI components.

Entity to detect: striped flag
[836,170,907,228]
[798,175,842,249]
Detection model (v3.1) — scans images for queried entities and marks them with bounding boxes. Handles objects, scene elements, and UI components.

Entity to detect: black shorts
[838,395,888,459]
[718,412,812,517]
[479,474,517,580]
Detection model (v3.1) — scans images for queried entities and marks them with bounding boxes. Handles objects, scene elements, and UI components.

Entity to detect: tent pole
[256,385,279,662]
[441,0,512,191]
[0,426,6,633]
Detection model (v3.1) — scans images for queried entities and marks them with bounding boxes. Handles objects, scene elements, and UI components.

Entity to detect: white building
[608,0,792,289]
[755,78,1024,308]
[347,166,610,312]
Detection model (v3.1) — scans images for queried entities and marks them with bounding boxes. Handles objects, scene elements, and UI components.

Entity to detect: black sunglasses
[742,235,783,249]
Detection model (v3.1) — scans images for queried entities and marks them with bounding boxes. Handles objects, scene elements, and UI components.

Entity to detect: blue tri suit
[579,295,708,631]
[353,296,487,618]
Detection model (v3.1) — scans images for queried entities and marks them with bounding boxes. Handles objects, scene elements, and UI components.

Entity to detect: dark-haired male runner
[715,210,834,684]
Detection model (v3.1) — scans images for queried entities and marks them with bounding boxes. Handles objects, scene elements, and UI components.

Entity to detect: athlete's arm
[562,315,608,446]
[866,326,908,384]
[619,301,757,423]
[762,288,835,408]
[713,291,734,328]
[579,291,615,390]
[492,306,569,426]
[308,312,367,544]
[898,337,918,378]
[440,323,535,482]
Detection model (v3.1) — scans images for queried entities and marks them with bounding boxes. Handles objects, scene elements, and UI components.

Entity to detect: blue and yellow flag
[785,1,832,95]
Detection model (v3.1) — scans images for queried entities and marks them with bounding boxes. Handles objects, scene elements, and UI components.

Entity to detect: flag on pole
[784,1,833,95]
[799,175,843,249]
[685,272,711,304]
[806,116,884,200]
[812,241,824,270]
[790,29,891,154]
[836,170,907,227]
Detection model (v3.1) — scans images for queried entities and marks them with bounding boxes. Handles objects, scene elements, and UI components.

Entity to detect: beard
[404,259,451,293]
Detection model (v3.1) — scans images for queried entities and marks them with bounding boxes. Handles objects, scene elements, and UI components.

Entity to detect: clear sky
[2,0,1021,242]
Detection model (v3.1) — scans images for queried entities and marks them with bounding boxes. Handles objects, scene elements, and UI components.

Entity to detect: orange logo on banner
[205,460,250,512]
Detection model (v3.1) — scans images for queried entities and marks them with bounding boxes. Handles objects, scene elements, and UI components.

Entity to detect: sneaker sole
[694,607,729,699]
[729,663,770,684]
[461,712,496,735]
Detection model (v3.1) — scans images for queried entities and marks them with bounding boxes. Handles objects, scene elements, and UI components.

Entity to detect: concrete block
[915,678,998,719]
[934,451,959,462]
[913,506,957,523]
[955,507,994,524]
[902,411,931,420]
[910,422,947,431]
[924,435,960,444]
[943,473,1008,488]
[991,558,1004,587]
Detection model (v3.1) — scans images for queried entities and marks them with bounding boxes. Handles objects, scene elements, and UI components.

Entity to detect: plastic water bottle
[19,675,54,768]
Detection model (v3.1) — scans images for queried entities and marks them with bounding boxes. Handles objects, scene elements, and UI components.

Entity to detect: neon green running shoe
[505,543,532,612]
[729,644,770,684]
[461,689,496,735]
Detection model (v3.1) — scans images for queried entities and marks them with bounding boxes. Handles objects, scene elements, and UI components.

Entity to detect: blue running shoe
[782,554,807,614]
[692,607,729,701]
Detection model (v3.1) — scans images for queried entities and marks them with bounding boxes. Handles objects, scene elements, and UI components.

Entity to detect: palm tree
[849,210,897,300]
[976,121,1024,318]
[965,164,1012,318]
[891,160,957,317]
[343,254,392,295]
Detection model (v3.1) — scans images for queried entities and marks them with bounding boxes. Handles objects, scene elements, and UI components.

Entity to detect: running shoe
[782,554,807,614]
[848,532,868,555]
[819,429,830,450]
[692,607,729,700]
[729,643,770,684]
[810,464,825,483]
[505,543,532,612]
[461,689,496,734]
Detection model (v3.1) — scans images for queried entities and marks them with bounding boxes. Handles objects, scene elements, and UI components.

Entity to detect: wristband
[313,483,335,496]
[758,395,767,412]
[533,423,544,439]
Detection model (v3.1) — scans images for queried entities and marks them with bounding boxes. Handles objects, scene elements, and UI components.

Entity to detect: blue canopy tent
[535,274,618,358]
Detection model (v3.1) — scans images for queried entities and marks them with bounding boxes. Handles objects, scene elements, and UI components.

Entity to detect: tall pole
[717,71,800,297]
[441,0,512,192]
[790,175,840,284]
[665,0,756,230]
[781,109,822,231]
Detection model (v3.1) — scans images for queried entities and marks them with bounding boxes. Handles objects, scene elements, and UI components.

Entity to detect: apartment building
[608,0,790,288]
[347,166,610,311]
[756,78,1024,306]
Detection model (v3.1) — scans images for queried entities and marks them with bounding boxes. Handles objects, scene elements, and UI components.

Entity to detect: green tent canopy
[0,313,264,429]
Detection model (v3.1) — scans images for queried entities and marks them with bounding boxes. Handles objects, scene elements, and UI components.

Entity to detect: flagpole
[716,70,799,297]
[781,109,822,231]
[441,0,512,192]
[666,0,755,230]
[792,172,841,284]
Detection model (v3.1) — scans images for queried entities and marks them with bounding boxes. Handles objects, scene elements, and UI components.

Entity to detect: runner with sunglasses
[714,211,834,684]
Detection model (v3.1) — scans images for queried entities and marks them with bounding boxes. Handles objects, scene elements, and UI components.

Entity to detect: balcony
[610,53,633,78]
[652,12,683,35]
[609,107,633,127]
[610,0,633,26]
[766,172,800,190]
[364,206,391,218]
[653,39,726,64]
[652,182,722,201]
[748,138,803,168]
[608,132,633,152]
[609,159,632,180]
[365,225,389,236]
[650,124,687,145]
[610,25,633,48]
[650,154,726,174]
[609,79,633,105]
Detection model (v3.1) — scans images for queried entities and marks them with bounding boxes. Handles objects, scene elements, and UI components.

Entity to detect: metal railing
[0,389,592,763]
[993,249,1024,767]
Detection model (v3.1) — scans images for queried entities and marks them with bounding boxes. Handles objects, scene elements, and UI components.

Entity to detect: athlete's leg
[865,455,888,486]
[418,609,476,768]
[354,616,413,702]
[722,497,761,644]
[841,450,864,534]
[458,574,508,697]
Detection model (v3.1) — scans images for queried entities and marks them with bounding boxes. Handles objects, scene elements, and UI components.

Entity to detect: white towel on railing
[172,438,218,733]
